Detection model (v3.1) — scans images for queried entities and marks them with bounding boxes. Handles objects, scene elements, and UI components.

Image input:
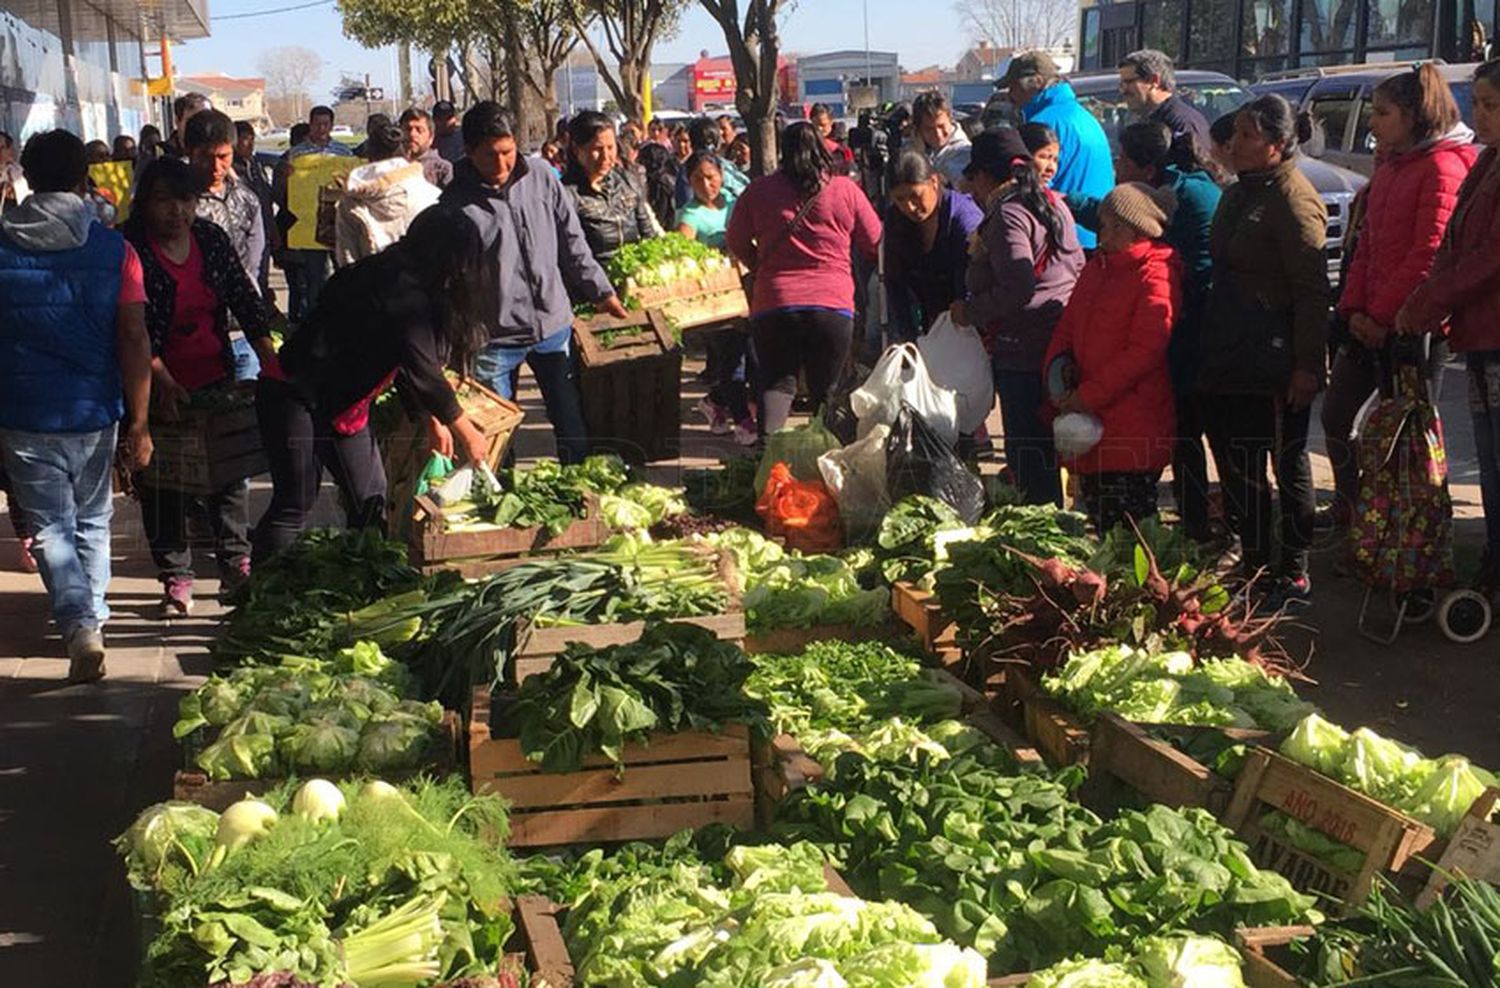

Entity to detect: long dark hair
[123,158,206,238]
[562,110,615,186]
[1002,161,1067,252]
[395,205,490,373]
[778,120,832,197]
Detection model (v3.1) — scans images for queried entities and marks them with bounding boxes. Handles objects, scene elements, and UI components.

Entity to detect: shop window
[1367,0,1434,48]
[1142,0,1186,57]
[1243,0,1293,56]
[1081,8,1102,69]
[1189,0,1237,61]
[1301,0,1360,52]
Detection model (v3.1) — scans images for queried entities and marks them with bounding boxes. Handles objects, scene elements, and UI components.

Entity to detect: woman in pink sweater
[726,122,882,436]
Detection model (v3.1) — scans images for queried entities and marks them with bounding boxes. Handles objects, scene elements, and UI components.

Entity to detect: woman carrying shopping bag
[951,127,1084,507]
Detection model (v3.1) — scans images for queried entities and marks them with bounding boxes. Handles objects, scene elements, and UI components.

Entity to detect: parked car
[1254,61,1481,176]
[984,69,1367,283]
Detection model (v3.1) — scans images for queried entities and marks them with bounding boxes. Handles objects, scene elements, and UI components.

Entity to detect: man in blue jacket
[1000,51,1114,248]
[441,102,628,464]
[0,130,154,682]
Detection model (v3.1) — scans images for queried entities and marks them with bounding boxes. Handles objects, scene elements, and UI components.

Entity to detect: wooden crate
[742,621,897,655]
[575,310,682,464]
[1222,748,1441,910]
[1235,925,1317,988]
[513,895,575,988]
[1006,666,1090,769]
[1081,713,1269,818]
[138,394,266,496]
[171,710,462,810]
[1416,787,1500,909]
[469,684,756,847]
[409,491,606,575]
[381,379,524,537]
[890,582,961,666]
[626,266,748,330]
[510,611,748,685]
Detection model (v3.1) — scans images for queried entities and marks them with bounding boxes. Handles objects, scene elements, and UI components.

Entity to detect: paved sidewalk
[0,349,1494,985]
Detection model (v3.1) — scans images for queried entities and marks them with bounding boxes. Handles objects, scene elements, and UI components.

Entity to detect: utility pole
[398,40,412,106]
[863,0,872,89]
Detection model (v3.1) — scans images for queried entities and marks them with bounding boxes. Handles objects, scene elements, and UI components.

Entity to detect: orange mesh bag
[756,462,843,553]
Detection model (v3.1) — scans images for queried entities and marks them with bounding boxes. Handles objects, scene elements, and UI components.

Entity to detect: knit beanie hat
[1099,182,1178,239]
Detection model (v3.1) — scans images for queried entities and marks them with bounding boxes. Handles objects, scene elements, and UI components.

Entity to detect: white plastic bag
[1053,412,1104,457]
[431,461,500,506]
[818,423,891,538]
[917,311,995,435]
[849,343,959,447]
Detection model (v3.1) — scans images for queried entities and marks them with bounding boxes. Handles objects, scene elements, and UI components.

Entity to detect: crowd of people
[2,50,1499,684]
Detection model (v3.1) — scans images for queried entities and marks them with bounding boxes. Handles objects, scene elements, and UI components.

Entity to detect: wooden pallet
[1222,748,1441,910]
[469,685,756,847]
[1235,925,1317,988]
[381,378,524,537]
[172,710,461,810]
[138,393,267,496]
[575,310,682,464]
[1416,787,1500,909]
[409,491,606,575]
[1081,713,1270,818]
[1006,666,1090,769]
[890,582,960,665]
[510,611,748,685]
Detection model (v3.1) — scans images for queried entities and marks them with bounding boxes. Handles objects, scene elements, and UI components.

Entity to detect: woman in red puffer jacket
[1399,59,1500,590]
[1045,182,1182,534]
[1323,63,1477,527]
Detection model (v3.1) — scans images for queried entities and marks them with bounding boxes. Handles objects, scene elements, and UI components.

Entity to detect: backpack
[1347,343,1454,594]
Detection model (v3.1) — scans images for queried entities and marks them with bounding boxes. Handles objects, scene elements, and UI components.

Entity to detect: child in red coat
[1045,182,1183,533]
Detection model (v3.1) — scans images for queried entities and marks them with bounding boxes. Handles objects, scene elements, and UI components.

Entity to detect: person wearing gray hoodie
[0,130,154,683]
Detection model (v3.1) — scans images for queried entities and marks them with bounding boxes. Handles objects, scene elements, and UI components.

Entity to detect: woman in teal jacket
[1065,121,1223,541]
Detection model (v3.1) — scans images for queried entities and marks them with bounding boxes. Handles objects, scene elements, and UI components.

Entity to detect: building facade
[1077,0,1494,79]
[796,50,900,116]
[178,73,265,129]
[0,1,207,142]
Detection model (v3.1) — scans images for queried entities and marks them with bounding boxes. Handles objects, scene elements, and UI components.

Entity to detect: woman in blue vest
[125,158,279,617]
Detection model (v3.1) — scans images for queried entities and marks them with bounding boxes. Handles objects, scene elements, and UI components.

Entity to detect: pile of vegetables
[605,232,733,296]
[1279,713,1497,837]
[431,454,629,534]
[1042,644,1314,732]
[404,534,736,706]
[775,752,1320,974]
[511,623,769,772]
[174,645,443,780]
[118,778,517,988]
[1030,935,1250,987]
[703,528,888,632]
[533,835,987,986]
[1297,874,1500,986]
[215,529,430,661]
[744,639,987,771]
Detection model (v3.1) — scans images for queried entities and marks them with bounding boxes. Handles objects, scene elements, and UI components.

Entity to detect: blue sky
[175,1,973,106]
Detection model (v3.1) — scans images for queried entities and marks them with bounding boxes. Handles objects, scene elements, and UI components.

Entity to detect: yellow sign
[286,153,359,251]
[88,160,134,224]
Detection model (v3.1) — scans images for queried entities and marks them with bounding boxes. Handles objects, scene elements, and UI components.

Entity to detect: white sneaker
[697,397,732,435]
[733,420,759,447]
[65,626,106,683]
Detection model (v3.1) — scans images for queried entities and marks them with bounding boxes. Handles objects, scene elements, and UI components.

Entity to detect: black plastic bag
[885,402,985,523]
[820,356,864,446]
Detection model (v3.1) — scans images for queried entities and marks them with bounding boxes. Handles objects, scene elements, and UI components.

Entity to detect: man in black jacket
[1118,50,1210,161]
[440,102,627,464]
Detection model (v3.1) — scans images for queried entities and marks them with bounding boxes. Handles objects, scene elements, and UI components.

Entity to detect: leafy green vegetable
[1135,935,1246,987]
[1029,958,1147,987]
[1278,714,1498,837]
[708,529,891,632]
[114,801,220,892]
[514,622,769,772]
[605,231,731,292]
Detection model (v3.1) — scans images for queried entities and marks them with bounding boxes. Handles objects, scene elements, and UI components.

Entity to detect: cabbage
[354,719,430,772]
[1030,958,1147,988]
[326,677,400,717]
[1279,713,1351,777]
[1407,756,1493,835]
[282,720,359,773]
[725,842,829,897]
[113,801,219,889]
[195,732,280,780]
[1134,935,1246,988]
[841,942,988,987]
[599,494,656,532]
[244,678,312,718]
[218,710,293,739]
[1342,728,1425,802]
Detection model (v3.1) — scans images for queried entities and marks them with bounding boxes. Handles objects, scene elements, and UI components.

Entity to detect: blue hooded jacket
[0,193,125,433]
[1022,82,1114,248]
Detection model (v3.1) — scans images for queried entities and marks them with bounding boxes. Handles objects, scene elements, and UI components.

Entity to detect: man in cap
[432,101,466,164]
[1000,50,1113,248]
